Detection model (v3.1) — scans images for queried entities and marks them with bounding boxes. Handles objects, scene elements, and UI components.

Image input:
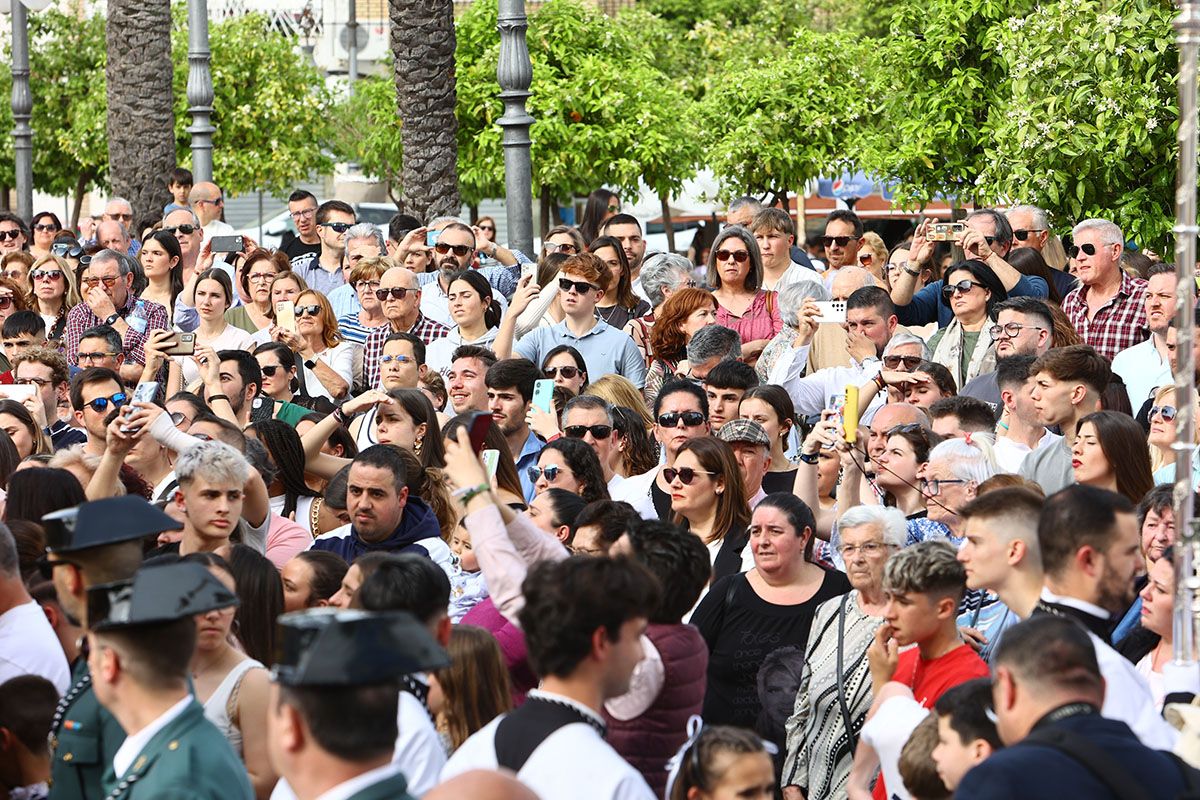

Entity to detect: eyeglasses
[0,230,23,241]
[106,212,134,221]
[33,223,59,232]
[164,224,198,236]
[247,272,276,284]
[821,235,859,248]
[321,222,352,233]
[374,287,414,301]
[1,270,24,283]
[381,354,415,365]
[82,275,121,289]
[295,304,322,318]
[657,410,705,428]
[1151,405,1178,422]
[607,204,620,213]
[663,467,714,485]
[988,322,1044,339]
[434,242,473,257]
[564,424,613,439]
[941,279,985,299]
[30,269,63,282]
[528,464,568,482]
[85,392,127,413]
[836,541,892,558]
[558,277,597,295]
[14,377,52,387]
[1068,243,1099,258]
[197,197,224,206]
[715,249,749,263]
[920,478,965,496]
[78,351,119,362]
[883,354,923,371]
[290,208,316,220]
[1013,228,1046,241]
[544,242,579,255]
[544,366,581,380]
[355,280,382,291]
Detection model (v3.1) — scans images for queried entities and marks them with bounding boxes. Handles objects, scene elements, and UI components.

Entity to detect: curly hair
[648,287,717,364]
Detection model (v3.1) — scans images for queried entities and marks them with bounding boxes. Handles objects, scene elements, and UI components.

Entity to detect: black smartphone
[468,411,493,454]
[210,235,244,253]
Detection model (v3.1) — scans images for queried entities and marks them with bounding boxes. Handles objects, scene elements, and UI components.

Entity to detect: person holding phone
[173,269,254,389]
[274,290,355,401]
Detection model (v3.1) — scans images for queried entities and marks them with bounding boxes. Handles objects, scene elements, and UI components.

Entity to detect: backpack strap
[1022,726,1151,800]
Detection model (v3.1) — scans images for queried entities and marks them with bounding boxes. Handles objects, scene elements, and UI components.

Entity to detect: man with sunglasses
[418,221,517,326]
[1005,205,1079,299]
[162,207,205,279]
[960,297,1053,410]
[69,367,128,458]
[1060,218,1147,361]
[819,209,864,286]
[361,267,449,390]
[189,180,235,247]
[612,378,710,521]
[560,395,624,492]
[485,359,544,502]
[290,199,357,296]
[40,496,182,800]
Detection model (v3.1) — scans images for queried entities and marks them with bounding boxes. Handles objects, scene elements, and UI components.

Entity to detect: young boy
[931,678,1002,791]
[899,715,951,800]
[164,167,194,215]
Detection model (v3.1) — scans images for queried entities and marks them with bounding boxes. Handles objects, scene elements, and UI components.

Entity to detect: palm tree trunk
[105,0,175,222]
[390,0,461,221]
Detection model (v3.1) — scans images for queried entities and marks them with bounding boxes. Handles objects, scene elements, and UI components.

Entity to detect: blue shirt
[328,283,361,318]
[515,319,648,388]
[514,430,544,503]
[896,274,1048,328]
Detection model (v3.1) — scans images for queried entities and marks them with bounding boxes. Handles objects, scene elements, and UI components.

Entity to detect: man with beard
[419,223,513,326]
[484,359,543,502]
[1031,485,1177,749]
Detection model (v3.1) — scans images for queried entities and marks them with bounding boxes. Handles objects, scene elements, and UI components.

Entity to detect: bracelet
[333,406,350,426]
[546,433,562,443]
[207,394,230,404]
[799,451,820,465]
[452,483,491,503]
[874,374,886,391]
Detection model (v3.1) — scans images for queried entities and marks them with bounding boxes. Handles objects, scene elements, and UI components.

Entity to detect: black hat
[43,496,182,554]
[87,561,238,632]
[272,609,449,687]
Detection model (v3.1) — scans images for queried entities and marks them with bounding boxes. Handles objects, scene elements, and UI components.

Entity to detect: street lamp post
[496,0,534,259]
[10,0,32,221]
[186,0,215,182]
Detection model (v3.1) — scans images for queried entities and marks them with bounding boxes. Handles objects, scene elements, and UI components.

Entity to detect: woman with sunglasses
[926,260,1008,388]
[138,230,185,323]
[27,253,79,350]
[857,231,887,282]
[707,226,782,365]
[1071,410,1154,504]
[425,270,502,376]
[253,342,326,423]
[692,492,850,733]
[579,189,620,246]
[275,289,354,401]
[590,235,650,330]
[530,437,609,504]
[171,268,254,390]
[668,436,752,579]
[335,257,390,346]
[475,215,499,264]
[226,250,288,335]
[0,252,34,294]
[541,345,588,394]
[28,212,61,261]
[644,287,718,404]
[1149,386,1200,486]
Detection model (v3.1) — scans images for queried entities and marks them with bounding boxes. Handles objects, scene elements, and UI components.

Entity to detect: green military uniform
[41,495,183,800]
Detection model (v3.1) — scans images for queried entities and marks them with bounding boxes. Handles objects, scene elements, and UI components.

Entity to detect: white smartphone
[482,449,500,480]
[122,381,159,432]
[532,379,555,414]
[0,385,35,401]
[274,301,296,333]
[521,261,537,283]
[814,300,847,324]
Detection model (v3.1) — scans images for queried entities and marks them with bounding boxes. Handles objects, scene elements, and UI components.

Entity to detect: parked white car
[237,202,395,250]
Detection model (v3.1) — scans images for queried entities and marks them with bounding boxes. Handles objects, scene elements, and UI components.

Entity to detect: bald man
[808,266,880,372]
[189,181,235,245]
[865,402,929,466]
[426,771,541,800]
[361,266,449,389]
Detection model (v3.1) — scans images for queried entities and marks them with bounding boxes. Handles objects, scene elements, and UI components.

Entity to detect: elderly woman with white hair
[781,504,904,800]
[757,280,831,382]
[622,252,696,365]
[918,435,999,544]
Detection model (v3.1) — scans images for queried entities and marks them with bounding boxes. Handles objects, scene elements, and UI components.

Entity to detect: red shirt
[873,644,989,799]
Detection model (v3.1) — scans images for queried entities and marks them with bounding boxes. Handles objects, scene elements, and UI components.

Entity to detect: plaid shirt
[63,293,170,367]
[1062,272,1148,361]
[361,313,450,389]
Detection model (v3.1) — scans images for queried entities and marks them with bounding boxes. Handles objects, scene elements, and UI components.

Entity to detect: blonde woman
[1149,384,1200,486]
[583,374,653,431]
[28,254,80,349]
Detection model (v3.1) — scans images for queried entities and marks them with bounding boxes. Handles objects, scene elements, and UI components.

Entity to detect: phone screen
[426,229,439,247]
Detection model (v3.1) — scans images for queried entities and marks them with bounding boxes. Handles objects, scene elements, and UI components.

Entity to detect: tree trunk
[661,192,675,253]
[390,0,461,221]
[69,172,91,230]
[105,0,175,223]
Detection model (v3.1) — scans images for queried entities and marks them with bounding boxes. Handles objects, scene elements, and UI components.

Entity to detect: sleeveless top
[202,658,263,757]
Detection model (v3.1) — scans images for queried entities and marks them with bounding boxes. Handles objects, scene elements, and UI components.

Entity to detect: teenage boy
[703,358,759,429]
[930,678,1002,792]
[485,358,543,501]
[502,253,647,388]
[0,310,45,380]
[172,440,251,556]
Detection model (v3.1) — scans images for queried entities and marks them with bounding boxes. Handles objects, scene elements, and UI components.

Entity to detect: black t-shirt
[761,469,798,496]
[692,568,851,730]
[281,233,320,262]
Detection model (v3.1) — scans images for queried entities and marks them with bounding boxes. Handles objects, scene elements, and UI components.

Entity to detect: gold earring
[414,439,423,455]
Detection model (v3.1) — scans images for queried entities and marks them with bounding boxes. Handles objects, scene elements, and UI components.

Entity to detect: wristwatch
[799,451,820,465]
[304,358,317,370]
[903,262,921,277]
[103,312,120,326]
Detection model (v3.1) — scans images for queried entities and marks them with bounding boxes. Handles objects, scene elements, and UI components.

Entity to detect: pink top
[715,290,782,343]
[265,514,312,569]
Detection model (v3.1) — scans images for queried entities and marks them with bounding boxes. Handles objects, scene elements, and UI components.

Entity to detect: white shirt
[418,273,509,329]
[0,599,70,694]
[994,429,1062,474]
[604,635,665,720]
[442,689,655,800]
[112,695,193,779]
[763,262,823,292]
[860,696,929,800]
[174,324,256,388]
[314,764,405,800]
[768,343,885,421]
[1111,336,1172,411]
[395,683,445,796]
[200,219,235,250]
[606,473,626,495]
[425,327,499,376]
[610,468,660,521]
[302,341,358,401]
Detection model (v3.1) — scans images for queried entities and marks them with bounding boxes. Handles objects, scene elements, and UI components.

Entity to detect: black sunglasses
[374,287,413,301]
[941,279,985,299]
[321,222,352,233]
[1068,243,1100,258]
[558,277,596,294]
[260,364,283,377]
[657,410,705,428]
[544,366,581,380]
[86,392,127,412]
[0,230,23,241]
[37,555,79,580]
[164,224,198,236]
[295,305,322,318]
[434,242,473,257]
[663,467,714,485]
[821,235,858,247]
[1013,228,1045,241]
[564,424,613,439]
[883,354,923,371]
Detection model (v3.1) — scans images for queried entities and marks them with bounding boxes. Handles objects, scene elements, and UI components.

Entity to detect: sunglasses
[544,242,579,255]
[0,297,13,310]
[1151,405,1178,422]
[663,467,714,485]
[83,276,121,289]
[434,242,474,257]
[37,555,79,580]
[260,364,284,377]
[821,235,858,247]
[381,354,415,365]
[33,223,59,232]
[1013,228,1045,241]
[51,242,73,257]
[169,411,192,427]
[883,354,923,371]
[374,287,413,301]
[165,224,198,236]
[941,279,985,299]
[295,304,322,318]
[527,464,567,482]
[31,269,63,282]
[321,222,352,233]
[479,225,495,233]
[858,252,873,264]
[607,204,620,213]
[715,249,749,263]
[657,410,705,428]
[85,392,127,412]
[544,366,581,380]
[1068,243,1100,258]
[0,230,23,241]
[558,277,597,295]
[564,424,613,439]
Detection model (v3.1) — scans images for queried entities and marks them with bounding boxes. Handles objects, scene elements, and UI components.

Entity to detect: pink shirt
[265,514,312,569]
[715,290,782,343]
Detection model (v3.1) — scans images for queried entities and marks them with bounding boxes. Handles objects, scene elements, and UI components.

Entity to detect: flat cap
[87,561,237,632]
[43,496,181,554]
[272,609,449,687]
[716,418,771,448]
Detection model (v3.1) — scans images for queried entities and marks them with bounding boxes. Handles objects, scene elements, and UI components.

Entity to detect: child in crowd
[164,167,193,215]
[931,678,1002,791]
[448,521,488,622]
[898,715,950,800]
[667,724,775,800]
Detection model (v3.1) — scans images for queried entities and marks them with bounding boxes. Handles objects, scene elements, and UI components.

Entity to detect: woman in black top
[739,384,799,495]
[692,493,851,734]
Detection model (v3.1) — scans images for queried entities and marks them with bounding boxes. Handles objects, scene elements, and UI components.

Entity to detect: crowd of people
[0,174,1197,800]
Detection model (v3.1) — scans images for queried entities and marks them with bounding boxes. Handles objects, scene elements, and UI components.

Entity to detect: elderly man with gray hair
[1060,217,1147,360]
[63,248,170,383]
[685,323,742,383]
[327,222,388,317]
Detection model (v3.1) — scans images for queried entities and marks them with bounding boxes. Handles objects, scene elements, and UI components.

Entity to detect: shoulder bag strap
[1022,727,1152,800]
[836,594,858,753]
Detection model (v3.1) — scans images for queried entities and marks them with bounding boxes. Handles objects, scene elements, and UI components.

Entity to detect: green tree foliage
[336,75,405,204]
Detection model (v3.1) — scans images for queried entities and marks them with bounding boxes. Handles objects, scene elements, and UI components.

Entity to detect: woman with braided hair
[246,418,321,527]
